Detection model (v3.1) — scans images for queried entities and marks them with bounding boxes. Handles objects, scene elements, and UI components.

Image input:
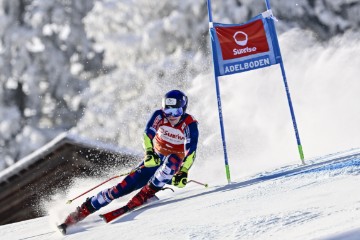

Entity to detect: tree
[0,0,103,169]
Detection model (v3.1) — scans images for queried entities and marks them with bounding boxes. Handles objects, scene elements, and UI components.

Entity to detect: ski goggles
[163,107,183,117]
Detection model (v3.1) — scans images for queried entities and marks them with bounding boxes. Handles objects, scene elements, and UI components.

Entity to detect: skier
[59,89,199,231]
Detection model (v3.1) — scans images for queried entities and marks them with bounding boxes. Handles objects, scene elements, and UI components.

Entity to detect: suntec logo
[215,19,270,60]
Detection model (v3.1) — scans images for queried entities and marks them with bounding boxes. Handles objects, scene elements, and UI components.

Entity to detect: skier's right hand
[172,171,188,188]
[144,150,160,167]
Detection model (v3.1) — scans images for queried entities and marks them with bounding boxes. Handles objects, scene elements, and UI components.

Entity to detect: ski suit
[90,109,199,210]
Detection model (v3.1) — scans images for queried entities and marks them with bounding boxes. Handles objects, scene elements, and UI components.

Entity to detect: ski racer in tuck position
[59,89,199,229]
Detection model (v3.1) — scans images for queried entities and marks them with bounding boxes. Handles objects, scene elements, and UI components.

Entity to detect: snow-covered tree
[0,0,103,169]
[74,0,360,150]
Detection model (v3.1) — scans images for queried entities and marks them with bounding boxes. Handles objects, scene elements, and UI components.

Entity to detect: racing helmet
[162,90,188,117]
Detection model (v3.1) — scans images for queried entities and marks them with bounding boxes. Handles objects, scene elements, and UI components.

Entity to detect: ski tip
[57,223,67,235]
[99,214,109,223]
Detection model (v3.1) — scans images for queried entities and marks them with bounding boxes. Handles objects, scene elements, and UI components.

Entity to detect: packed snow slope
[1,149,360,240]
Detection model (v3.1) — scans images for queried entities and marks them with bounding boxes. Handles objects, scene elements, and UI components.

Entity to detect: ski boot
[126,182,161,210]
[57,197,96,235]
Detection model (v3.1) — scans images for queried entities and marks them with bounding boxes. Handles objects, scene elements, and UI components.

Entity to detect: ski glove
[144,150,160,167]
[172,171,188,188]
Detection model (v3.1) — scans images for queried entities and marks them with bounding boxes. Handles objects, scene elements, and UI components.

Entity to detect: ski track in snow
[1,150,360,240]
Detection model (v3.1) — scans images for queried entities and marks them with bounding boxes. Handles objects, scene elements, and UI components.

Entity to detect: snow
[0,150,360,239]
[0,1,359,239]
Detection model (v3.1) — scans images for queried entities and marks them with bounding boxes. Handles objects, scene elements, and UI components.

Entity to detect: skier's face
[167,115,181,126]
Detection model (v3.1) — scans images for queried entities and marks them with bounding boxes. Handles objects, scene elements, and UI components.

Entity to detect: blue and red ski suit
[90,109,199,210]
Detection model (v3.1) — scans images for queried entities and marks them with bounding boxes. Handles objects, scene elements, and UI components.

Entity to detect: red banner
[215,19,269,60]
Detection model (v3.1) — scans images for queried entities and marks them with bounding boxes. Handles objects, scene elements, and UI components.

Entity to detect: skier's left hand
[172,171,188,188]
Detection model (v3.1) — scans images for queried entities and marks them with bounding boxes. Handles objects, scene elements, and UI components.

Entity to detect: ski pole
[188,180,208,188]
[66,165,144,204]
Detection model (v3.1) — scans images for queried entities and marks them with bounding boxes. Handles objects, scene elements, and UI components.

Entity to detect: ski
[99,206,130,223]
[99,195,160,223]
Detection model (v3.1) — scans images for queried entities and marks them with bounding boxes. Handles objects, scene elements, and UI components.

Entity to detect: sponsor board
[211,14,281,76]
[215,19,269,61]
